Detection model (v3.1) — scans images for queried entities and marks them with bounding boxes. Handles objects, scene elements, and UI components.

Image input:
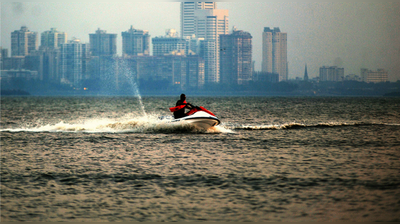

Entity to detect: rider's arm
[186,103,193,109]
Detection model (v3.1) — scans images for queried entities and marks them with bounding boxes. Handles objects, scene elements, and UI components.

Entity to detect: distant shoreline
[1,89,30,96]
[1,90,399,97]
[383,92,400,97]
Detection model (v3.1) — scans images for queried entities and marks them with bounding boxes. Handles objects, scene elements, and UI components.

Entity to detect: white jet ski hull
[170,111,220,130]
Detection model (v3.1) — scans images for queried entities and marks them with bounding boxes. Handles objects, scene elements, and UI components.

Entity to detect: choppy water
[1,96,400,221]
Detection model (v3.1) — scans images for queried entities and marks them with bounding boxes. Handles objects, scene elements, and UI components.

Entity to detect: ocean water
[1,96,399,222]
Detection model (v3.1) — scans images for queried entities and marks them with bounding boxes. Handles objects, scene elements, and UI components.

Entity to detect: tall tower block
[262,27,287,81]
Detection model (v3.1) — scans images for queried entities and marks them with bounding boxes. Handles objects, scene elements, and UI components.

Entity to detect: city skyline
[1,1,399,81]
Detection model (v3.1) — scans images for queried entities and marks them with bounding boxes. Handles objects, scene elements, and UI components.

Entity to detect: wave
[235,122,399,130]
[0,115,233,134]
[2,117,397,133]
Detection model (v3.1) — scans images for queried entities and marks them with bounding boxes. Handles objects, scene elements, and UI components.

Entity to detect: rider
[173,94,193,119]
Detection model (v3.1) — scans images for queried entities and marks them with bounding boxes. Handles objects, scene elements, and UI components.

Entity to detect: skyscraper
[220,28,253,85]
[180,2,229,84]
[262,27,288,82]
[121,25,150,57]
[192,9,229,40]
[89,28,117,57]
[185,36,204,55]
[152,29,187,56]
[60,38,90,87]
[40,28,67,49]
[89,28,117,87]
[198,40,218,83]
[11,26,38,56]
[41,48,61,83]
[186,55,205,88]
[196,8,228,83]
[180,2,216,39]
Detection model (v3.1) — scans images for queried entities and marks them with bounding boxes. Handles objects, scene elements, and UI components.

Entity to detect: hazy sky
[1,1,400,81]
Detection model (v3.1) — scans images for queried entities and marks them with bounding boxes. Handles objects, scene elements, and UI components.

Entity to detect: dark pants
[173,109,187,119]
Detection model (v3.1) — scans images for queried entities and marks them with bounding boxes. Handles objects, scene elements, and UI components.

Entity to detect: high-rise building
[193,9,229,40]
[196,8,228,84]
[121,25,150,57]
[185,35,204,55]
[0,48,8,70]
[180,2,228,84]
[11,26,38,56]
[262,27,288,82]
[60,38,90,87]
[319,66,344,82]
[89,28,117,57]
[199,40,218,83]
[180,2,216,39]
[361,68,388,83]
[41,48,61,83]
[40,28,67,49]
[38,28,66,83]
[1,48,8,59]
[89,28,117,88]
[152,29,187,56]
[186,55,205,88]
[24,52,43,80]
[220,28,252,85]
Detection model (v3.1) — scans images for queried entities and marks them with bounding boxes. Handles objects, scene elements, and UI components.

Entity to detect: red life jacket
[169,100,187,112]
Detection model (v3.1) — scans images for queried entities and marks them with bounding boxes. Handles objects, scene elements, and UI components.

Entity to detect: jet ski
[167,105,221,130]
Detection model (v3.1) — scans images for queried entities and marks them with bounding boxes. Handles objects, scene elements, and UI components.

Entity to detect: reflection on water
[1,96,400,221]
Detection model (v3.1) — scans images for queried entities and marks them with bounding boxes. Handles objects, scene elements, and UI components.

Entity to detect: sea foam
[1,114,232,134]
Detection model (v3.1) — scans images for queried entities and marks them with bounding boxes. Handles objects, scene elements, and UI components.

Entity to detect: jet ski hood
[169,106,220,130]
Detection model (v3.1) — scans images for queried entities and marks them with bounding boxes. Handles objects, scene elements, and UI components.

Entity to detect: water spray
[116,58,147,117]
